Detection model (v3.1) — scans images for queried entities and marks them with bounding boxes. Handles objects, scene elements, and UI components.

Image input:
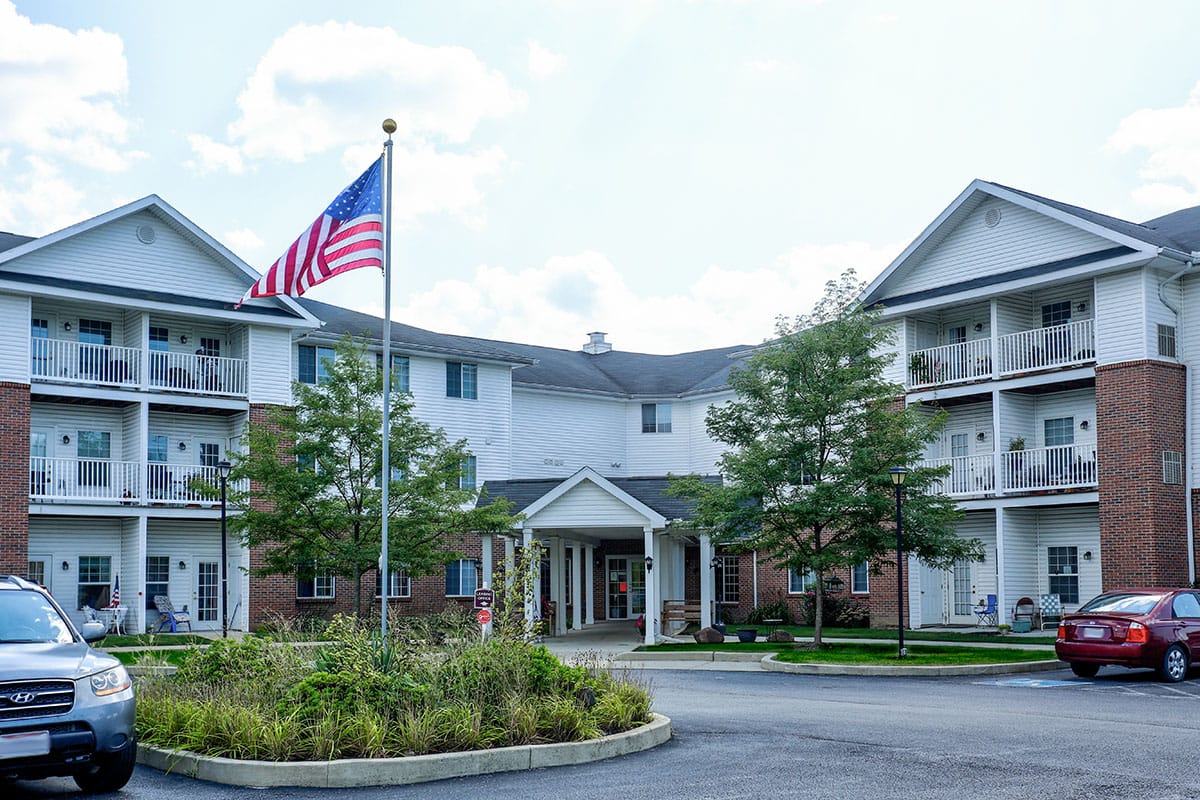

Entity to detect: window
[1172,593,1200,619]
[446,362,477,399]
[78,318,112,378]
[77,556,111,610]
[146,556,169,611]
[296,564,335,599]
[788,567,813,594]
[1158,324,1178,358]
[1164,451,1184,485]
[851,561,869,593]
[459,454,477,490]
[200,442,221,469]
[27,560,45,587]
[716,555,739,604]
[375,569,412,598]
[31,318,49,377]
[1041,301,1072,328]
[947,325,967,345]
[298,345,335,384]
[376,353,411,393]
[1047,546,1079,605]
[77,430,111,487]
[446,559,479,596]
[200,337,221,358]
[149,326,169,351]
[641,403,673,433]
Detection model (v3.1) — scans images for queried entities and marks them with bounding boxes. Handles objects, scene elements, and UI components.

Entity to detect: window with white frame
[77,430,111,488]
[200,442,221,469]
[459,454,477,490]
[296,564,335,599]
[716,555,739,603]
[146,556,169,612]
[1164,451,1184,485]
[375,569,412,598]
[376,353,411,393]
[31,318,49,377]
[1041,301,1072,328]
[1158,324,1178,358]
[27,560,45,587]
[77,556,111,610]
[641,403,672,433]
[446,362,477,399]
[788,567,813,594]
[851,561,869,593]
[298,345,335,385]
[445,559,479,597]
[1047,546,1079,605]
[200,337,221,358]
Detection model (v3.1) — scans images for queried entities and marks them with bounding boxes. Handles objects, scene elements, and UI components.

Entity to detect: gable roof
[861,179,1198,309]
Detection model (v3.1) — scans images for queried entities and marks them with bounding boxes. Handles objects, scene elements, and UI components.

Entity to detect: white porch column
[996,507,1008,624]
[522,528,534,625]
[699,533,713,629]
[550,537,565,635]
[584,544,595,624]
[643,526,657,645]
[480,534,493,589]
[571,543,583,630]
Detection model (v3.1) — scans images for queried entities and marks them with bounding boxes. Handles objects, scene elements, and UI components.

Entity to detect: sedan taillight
[1057,624,1066,639]
[1126,621,1148,643]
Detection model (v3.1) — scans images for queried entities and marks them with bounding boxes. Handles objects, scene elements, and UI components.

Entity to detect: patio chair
[1039,593,1063,630]
[974,594,998,626]
[1013,597,1037,629]
[154,595,191,633]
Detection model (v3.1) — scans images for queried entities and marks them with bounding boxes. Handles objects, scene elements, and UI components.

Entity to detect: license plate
[1082,626,1106,639]
[0,730,50,760]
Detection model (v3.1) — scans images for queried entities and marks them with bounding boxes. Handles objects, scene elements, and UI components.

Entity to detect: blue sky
[6,1,1200,353]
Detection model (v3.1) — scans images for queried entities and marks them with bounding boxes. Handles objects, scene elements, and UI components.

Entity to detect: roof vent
[583,331,612,355]
[136,224,157,244]
[983,207,1002,229]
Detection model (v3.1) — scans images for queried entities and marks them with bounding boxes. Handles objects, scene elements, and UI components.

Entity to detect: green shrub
[796,592,870,627]
[746,598,793,625]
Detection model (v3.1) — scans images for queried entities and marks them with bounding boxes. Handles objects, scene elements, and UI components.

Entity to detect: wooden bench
[662,599,702,632]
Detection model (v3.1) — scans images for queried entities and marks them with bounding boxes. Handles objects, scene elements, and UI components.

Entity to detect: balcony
[31,339,248,398]
[29,458,245,506]
[921,443,1097,496]
[907,319,1096,390]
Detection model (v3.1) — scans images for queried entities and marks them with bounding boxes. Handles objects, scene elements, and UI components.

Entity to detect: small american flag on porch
[109,575,120,608]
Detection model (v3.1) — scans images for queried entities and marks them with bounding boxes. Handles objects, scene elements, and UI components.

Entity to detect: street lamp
[216,459,232,639]
[889,465,907,658]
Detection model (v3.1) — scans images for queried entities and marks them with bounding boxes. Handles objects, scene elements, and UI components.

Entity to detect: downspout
[752,549,759,608]
[1158,253,1198,584]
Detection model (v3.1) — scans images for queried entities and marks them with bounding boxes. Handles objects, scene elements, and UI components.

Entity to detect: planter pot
[1012,619,1032,633]
[713,624,727,636]
[736,628,757,643]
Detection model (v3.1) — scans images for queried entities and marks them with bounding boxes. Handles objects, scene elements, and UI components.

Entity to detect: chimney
[583,331,612,355]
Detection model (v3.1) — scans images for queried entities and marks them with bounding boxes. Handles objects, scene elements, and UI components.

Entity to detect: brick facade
[0,382,30,576]
[1096,360,1189,587]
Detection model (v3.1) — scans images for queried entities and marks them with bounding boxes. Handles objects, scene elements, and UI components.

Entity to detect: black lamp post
[889,465,907,658]
[216,459,232,639]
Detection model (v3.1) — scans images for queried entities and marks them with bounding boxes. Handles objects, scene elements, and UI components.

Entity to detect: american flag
[109,575,120,608]
[236,159,384,306]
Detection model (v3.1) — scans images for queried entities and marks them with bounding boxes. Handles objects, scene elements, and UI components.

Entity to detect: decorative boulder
[694,626,726,644]
[767,630,795,643]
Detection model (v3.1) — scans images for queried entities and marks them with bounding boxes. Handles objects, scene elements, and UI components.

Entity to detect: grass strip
[771,642,1053,666]
[711,626,1055,645]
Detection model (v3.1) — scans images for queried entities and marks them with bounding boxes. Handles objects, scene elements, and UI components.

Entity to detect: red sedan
[1055,589,1200,682]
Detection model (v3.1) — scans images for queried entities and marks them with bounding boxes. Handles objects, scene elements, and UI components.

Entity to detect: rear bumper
[1055,640,1157,668]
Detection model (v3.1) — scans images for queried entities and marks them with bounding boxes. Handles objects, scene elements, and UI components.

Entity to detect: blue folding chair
[974,594,998,626]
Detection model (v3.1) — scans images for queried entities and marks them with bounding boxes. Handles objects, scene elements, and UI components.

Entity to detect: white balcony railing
[31,338,247,397]
[29,458,244,506]
[908,339,993,389]
[1002,444,1097,492]
[32,339,141,387]
[997,319,1095,376]
[923,454,995,496]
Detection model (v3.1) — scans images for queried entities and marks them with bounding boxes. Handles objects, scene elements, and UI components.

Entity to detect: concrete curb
[136,713,671,788]
[760,655,1064,676]
[619,650,764,663]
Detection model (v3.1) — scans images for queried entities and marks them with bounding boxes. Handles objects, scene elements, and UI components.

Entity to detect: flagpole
[380,118,396,640]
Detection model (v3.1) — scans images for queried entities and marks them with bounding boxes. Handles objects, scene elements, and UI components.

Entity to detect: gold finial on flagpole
[382,118,397,136]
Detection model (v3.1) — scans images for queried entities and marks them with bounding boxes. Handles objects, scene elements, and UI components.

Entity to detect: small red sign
[477,609,492,625]
[619,582,627,592]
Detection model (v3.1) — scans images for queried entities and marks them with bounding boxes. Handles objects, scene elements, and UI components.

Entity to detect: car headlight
[89,666,132,697]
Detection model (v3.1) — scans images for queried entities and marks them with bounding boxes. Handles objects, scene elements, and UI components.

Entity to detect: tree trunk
[813,574,824,647]
[354,573,362,618]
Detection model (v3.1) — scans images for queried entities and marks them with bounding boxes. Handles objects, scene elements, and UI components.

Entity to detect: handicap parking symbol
[975,678,1088,688]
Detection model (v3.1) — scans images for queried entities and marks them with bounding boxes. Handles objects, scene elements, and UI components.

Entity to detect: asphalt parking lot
[981,664,1200,698]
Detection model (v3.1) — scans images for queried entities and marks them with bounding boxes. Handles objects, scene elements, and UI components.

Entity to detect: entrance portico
[478,467,721,645]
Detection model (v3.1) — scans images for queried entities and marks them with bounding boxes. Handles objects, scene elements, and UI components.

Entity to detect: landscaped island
[135,612,652,761]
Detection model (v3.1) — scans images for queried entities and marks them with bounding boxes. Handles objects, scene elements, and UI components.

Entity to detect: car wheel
[1159,644,1190,683]
[73,737,136,794]
[1069,662,1100,678]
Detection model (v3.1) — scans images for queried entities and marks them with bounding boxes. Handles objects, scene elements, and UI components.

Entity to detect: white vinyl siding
[523,480,653,529]
[511,389,626,478]
[1095,268,1147,364]
[250,326,294,404]
[0,292,31,383]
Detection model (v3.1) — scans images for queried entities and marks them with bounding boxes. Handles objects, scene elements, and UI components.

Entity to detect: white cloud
[222,227,264,257]
[309,241,900,354]
[185,134,245,175]
[527,41,564,81]
[0,156,92,235]
[0,1,136,172]
[1107,82,1200,212]
[744,58,804,79]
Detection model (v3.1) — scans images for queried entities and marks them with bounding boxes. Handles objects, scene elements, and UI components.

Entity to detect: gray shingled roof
[477,474,722,520]
[299,298,752,397]
[0,233,34,254]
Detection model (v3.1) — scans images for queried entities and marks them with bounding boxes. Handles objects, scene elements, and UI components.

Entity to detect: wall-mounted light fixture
[61,434,71,445]
[644,555,654,572]
[710,556,720,569]
[63,321,72,332]
[1076,302,1087,312]
[974,323,983,332]
[178,441,187,451]
[178,560,187,571]
[1080,420,1090,431]
[976,432,986,442]
[1083,550,1093,561]
[824,575,845,593]
[61,560,70,571]
[180,334,189,344]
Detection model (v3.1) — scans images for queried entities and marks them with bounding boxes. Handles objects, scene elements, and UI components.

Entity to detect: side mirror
[80,621,107,643]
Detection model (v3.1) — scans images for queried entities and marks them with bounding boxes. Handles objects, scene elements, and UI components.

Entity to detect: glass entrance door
[606,557,646,620]
[197,561,219,624]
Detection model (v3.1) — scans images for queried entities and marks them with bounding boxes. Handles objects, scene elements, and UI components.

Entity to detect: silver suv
[0,575,136,793]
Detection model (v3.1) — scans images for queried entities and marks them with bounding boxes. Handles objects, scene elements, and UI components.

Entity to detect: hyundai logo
[7,692,36,704]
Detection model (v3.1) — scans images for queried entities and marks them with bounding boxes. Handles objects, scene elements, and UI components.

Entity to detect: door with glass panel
[945,429,971,494]
[605,557,646,620]
[30,429,48,497]
[196,561,219,627]
[949,560,977,625]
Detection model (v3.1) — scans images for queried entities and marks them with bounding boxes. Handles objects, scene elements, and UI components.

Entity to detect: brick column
[1096,361,1188,587]
[246,403,294,628]
[0,382,30,575]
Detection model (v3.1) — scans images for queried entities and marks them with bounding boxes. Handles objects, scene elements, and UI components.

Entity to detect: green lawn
[720,625,1055,646]
[109,649,191,666]
[98,633,211,648]
[771,642,1053,666]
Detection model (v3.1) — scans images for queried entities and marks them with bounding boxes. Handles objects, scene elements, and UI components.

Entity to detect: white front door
[919,562,946,625]
[194,560,219,629]
[949,559,977,625]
